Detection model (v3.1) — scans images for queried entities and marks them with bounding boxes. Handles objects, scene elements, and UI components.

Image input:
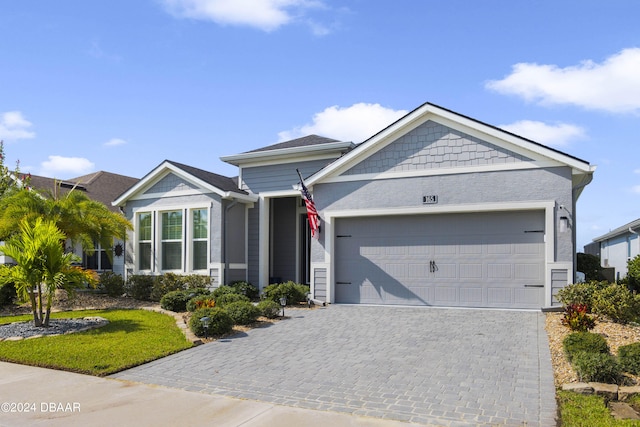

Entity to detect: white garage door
[334,211,545,309]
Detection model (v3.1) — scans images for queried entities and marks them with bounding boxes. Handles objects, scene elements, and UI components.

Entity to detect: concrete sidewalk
[0,362,415,427]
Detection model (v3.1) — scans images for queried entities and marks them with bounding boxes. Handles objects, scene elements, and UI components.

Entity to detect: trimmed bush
[263,281,309,305]
[618,342,640,375]
[189,307,233,337]
[161,289,209,312]
[215,293,250,308]
[150,272,209,301]
[229,281,259,301]
[555,281,608,308]
[561,304,596,332]
[126,275,155,301]
[257,299,281,319]
[0,282,16,307]
[563,332,610,363]
[225,301,261,325]
[186,294,215,312]
[591,283,640,324]
[181,274,212,289]
[211,285,239,299]
[99,271,125,297]
[628,255,640,292]
[572,351,621,384]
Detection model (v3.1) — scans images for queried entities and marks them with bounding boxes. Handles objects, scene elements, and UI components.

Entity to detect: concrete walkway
[111,305,557,426]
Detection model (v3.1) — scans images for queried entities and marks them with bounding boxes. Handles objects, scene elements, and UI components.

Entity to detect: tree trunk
[28,288,42,327]
[36,283,44,327]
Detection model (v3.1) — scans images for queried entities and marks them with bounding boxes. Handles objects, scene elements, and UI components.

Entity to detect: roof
[244,135,341,153]
[25,171,138,213]
[307,102,596,188]
[593,218,640,242]
[113,160,255,206]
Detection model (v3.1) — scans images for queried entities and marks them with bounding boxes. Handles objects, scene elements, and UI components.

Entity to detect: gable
[144,173,199,195]
[342,121,532,176]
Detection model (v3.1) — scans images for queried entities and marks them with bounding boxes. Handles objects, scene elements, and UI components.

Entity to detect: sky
[1,0,639,251]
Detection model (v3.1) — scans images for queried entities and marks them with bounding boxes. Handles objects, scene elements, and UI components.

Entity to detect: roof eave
[221,141,354,166]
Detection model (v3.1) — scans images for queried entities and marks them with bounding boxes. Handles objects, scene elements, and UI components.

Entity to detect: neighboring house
[0,171,139,276]
[114,102,595,309]
[589,218,640,280]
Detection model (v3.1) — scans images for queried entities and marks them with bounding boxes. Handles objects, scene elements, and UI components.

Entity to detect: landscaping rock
[589,382,619,401]
[618,386,640,401]
[562,383,594,394]
[609,402,640,420]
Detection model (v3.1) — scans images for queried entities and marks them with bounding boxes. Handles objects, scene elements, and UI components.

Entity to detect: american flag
[297,169,320,238]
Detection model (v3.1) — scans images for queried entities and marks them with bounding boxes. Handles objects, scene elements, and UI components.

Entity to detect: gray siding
[551,269,568,305]
[270,197,297,282]
[344,121,532,175]
[314,167,574,263]
[247,204,260,286]
[241,159,334,193]
[313,268,327,301]
[144,173,198,194]
[224,202,246,265]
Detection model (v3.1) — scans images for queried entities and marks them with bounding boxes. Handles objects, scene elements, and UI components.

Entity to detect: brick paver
[111,306,556,426]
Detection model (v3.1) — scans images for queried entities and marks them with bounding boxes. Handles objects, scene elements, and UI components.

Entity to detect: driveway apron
[111,306,556,426]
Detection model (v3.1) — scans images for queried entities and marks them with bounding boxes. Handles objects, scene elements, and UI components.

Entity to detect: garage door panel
[335,211,545,308]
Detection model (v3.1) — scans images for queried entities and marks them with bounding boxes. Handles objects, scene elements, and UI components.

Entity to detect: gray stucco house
[588,218,640,280]
[113,102,595,309]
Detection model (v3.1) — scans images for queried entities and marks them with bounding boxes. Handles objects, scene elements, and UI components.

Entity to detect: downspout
[223,200,239,285]
[572,172,594,282]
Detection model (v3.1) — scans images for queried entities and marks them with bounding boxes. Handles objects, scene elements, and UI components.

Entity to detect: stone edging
[562,382,640,401]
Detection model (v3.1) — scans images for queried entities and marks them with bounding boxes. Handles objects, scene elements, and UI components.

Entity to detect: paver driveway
[111,306,556,426]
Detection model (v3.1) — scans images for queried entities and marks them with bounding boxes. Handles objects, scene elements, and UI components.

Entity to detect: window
[161,210,183,270]
[85,242,113,271]
[138,212,152,270]
[192,209,208,270]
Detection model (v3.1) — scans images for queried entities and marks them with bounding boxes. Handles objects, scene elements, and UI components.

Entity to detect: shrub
[161,289,209,312]
[628,255,640,292]
[591,283,640,324]
[99,271,125,297]
[215,293,250,308]
[186,293,214,312]
[561,304,596,332]
[572,351,621,384]
[181,274,212,289]
[563,332,610,363]
[618,342,640,375]
[225,301,261,325]
[229,281,259,301]
[0,282,16,307]
[188,307,233,337]
[211,285,239,299]
[263,281,310,305]
[257,299,281,319]
[126,275,155,301]
[555,281,608,308]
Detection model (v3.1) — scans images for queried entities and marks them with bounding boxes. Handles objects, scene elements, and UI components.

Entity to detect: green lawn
[0,309,193,376]
[558,390,640,426]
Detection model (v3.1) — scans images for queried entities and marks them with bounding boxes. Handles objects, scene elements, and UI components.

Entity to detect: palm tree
[0,218,95,326]
[0,182,132,258]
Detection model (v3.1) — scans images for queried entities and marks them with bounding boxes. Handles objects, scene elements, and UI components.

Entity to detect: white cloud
[499,120,585,147]
[104,138,127,147]
[486,48,640,113]
[161,0,326,32]
[0,111,35,141]
[634,169,640,174]
[278,103,408,143]
[633,185,640,195]
[40,156,95,178]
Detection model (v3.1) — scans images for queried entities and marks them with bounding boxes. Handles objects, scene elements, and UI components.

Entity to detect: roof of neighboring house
[164,160,245,193]
[593,218,640,242]
[26,171,139,213]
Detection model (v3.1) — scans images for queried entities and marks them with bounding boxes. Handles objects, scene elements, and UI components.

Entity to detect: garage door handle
[524,284,544,288]
[336,281,351,285]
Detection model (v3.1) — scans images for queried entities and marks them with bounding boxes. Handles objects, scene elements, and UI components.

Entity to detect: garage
[334,210,546,309]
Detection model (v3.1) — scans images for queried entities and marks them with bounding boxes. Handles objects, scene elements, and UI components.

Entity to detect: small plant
[195,298,216,309]
[572,351,621,384]
[188,307,233,337]
[618,342,640,375]
[229,281,259,301]
[225,301,261,325]
[257,299,281,319]
[99,271,125,297]
[563,332,610,363]
[263,281,310,305]
[160,289,209,312]
[561,304,596,332]
[591,283,640,324]
[215,293,250,308]
[186,294,214,312]
[125,275,155,301]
